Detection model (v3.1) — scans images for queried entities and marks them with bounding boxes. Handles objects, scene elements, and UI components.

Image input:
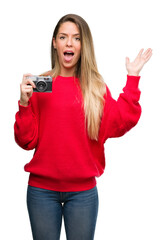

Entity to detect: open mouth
[63,51,74,62]
[64,51,74,56]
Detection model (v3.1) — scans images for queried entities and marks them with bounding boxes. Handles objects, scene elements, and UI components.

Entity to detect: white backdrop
[0,0,166,239]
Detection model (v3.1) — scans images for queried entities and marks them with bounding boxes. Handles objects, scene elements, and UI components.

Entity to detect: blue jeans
[27,185,99,240]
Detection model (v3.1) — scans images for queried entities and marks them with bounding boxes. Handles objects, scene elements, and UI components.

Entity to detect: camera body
[27,76,52,92]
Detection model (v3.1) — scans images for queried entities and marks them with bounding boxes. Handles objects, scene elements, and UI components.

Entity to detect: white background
[0,0,166,239]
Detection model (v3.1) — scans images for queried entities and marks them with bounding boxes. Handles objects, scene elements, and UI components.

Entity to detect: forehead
[58,21,80,34]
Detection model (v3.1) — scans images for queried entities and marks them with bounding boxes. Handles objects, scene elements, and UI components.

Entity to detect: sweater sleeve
[14,95,39,150]
[100,75,142,143]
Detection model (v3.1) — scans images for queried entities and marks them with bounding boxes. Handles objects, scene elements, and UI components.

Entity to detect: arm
[14,74,38,150]
[100,48,152,142]
[100,75,141,142]
[14,100,38,150]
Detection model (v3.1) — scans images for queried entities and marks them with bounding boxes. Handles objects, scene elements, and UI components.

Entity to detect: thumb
[125,57,130,66]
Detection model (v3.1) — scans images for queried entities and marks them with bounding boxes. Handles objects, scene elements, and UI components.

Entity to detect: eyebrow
[59,33,80,36]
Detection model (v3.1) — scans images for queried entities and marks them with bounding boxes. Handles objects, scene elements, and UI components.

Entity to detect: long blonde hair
[48,14,106,141]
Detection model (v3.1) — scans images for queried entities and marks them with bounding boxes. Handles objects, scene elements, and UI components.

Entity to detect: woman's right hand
[20,73,36,106]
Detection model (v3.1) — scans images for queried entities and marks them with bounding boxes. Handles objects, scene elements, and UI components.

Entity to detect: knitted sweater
[14,75,141,192]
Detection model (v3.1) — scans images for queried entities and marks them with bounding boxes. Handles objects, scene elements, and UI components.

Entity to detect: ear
[52,37,56,49]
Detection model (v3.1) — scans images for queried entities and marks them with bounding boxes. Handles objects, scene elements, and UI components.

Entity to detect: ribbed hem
[28,174,97,192]
[126,75,141,89]
[18,101,32,118]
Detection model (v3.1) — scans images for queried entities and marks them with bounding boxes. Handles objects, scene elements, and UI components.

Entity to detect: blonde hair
[48,14,106,141]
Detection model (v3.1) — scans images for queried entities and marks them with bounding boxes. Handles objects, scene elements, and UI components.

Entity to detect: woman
[14,14,152,240]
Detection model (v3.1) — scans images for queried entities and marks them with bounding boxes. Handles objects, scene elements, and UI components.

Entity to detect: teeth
[64,52,74,55]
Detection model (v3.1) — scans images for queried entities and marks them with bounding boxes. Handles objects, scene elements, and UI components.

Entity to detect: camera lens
[36,80,47,92]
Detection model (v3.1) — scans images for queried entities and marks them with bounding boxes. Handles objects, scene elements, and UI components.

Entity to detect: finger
[21,85,33,93]
[22,73,35,87]
[23,73,33,78]
[25,88,33,93]
[22,78,36,88]
[22,89,33,95]
[136,48,144,58]
[23,73,33,82]
[145,51,153,62]
[143,48,153,62]
[24,85,33,90]
[143,48,152,56]
[27,79,36,88]
[144,48,152,53]
[125,57,130,65]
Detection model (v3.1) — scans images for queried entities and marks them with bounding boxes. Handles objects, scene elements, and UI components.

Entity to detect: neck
[59,67,76,77]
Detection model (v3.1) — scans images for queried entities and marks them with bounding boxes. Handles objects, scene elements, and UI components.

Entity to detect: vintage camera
[27,76,52,92]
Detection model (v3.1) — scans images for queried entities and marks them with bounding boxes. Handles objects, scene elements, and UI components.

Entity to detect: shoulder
[104,84,112,100]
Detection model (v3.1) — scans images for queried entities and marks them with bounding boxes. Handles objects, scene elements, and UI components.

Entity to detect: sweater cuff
[18,100,32,118]
[126,75,141,89]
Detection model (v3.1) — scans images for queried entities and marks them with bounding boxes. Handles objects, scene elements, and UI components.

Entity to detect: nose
[66,36,72,47]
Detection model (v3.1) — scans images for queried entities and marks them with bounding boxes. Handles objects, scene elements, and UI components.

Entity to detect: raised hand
[20,73,36,106]
[126,48,152,76]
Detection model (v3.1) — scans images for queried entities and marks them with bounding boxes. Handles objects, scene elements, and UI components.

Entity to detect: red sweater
[14,75,141,192]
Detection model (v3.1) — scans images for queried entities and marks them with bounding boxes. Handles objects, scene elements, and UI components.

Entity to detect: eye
[75,37,80,41]
[60,36,65,40]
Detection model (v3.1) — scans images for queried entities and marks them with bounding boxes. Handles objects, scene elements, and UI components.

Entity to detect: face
[53,21,81,77]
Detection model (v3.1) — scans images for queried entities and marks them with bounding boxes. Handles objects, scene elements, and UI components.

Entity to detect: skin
[126,48,152,76]
[52,21,81,77]
[19,22,152,106]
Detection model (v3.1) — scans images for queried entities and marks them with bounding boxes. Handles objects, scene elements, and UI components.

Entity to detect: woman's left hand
[126,48,152,76]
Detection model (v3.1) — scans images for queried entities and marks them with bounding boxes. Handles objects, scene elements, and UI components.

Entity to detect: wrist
[19,100,29,107]
[127,72,140,76]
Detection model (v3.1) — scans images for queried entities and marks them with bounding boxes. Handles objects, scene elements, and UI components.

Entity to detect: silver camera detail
[27,76,52,92]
